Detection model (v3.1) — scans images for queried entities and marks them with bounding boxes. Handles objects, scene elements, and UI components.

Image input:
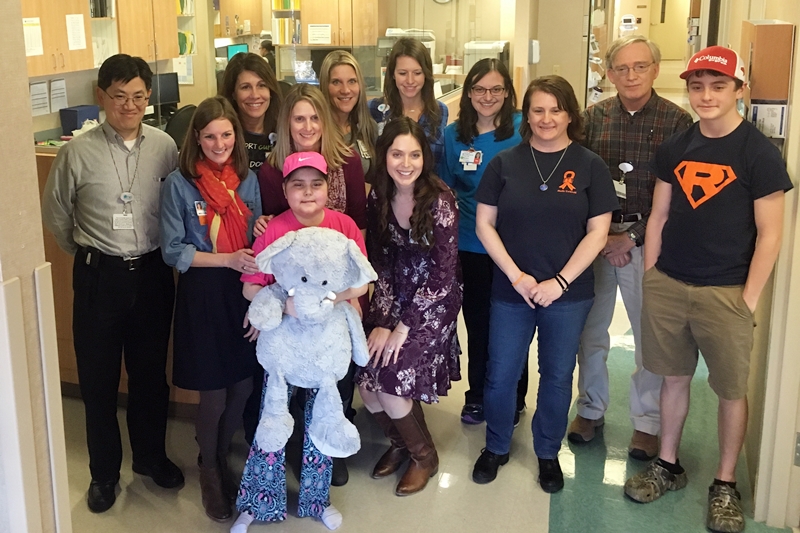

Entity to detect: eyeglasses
[610,63,653,76]
[104,90,149,107]
[471,85,505,96]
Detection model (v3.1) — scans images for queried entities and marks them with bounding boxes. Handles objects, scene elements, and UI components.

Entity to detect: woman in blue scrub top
[439,58,528,427]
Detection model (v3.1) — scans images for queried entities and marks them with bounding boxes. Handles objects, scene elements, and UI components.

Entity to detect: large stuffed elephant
[247,227,377,458]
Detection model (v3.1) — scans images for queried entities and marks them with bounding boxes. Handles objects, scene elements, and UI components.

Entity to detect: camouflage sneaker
[706,484,745,533]
[624,461,688,503]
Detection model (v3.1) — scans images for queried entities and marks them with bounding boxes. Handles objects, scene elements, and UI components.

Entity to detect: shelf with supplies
[178,0,196,16]
[272,0,301,9]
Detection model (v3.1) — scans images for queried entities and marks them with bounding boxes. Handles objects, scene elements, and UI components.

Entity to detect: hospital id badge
[194,201,208,225]
[613,180,627,199]
[112,213,134,230]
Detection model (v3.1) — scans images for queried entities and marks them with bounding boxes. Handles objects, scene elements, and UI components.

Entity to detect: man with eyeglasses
[42,54,182,513]
[568,36,693,460]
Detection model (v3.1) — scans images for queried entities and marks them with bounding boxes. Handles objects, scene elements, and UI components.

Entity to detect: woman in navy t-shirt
[471,76,618,493]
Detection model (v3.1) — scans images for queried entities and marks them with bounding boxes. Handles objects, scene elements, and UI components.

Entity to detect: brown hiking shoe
[706,484,744,533]
[567,415,605,443]
[624,461,688,503]
[629,430,659,461]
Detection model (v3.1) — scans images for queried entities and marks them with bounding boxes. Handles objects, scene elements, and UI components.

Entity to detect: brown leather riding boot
[217,454,239,503]
[392,401,439,496]
[371,410,410,479]
[199,464,232,522]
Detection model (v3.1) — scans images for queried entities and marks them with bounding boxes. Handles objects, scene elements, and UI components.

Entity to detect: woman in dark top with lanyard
[369,37,448,168]
[320,50,378,179]
[471,76,618,493]
[219,52,282,447]
[220,52,282,171]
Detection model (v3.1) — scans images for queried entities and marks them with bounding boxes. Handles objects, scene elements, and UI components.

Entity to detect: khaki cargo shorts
[641,267,756,400]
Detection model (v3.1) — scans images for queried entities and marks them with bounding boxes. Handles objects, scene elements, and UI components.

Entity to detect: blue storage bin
[59,105,100,136]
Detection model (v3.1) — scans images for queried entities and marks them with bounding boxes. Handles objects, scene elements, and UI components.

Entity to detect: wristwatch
[628,231,642,247]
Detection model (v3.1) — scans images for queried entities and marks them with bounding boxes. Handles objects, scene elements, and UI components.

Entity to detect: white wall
[1,1,59,532]
[537,0,589,102]
[649,0,691,59]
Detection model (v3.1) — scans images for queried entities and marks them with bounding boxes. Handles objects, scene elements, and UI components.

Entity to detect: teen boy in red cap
[623,45,792,533]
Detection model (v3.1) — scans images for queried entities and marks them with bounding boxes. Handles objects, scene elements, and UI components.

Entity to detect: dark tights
[197,377,253,465]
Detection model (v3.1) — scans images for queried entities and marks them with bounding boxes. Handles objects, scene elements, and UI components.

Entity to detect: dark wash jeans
[484,297,593,459]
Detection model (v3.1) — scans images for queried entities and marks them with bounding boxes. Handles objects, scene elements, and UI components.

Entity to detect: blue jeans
[484,297,593,459]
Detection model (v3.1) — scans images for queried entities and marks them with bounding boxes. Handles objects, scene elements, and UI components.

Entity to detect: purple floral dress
[356,188,462,403]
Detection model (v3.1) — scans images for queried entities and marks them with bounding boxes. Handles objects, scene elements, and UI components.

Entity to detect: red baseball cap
[282,151,328,179]
[680,45,746,82]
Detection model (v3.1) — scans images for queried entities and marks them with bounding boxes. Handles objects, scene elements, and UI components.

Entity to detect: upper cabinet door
[60,0,94,72]
[152,0,180,60]
[117,0,156,61]
[22,0,94,76]
[303,0,341,45]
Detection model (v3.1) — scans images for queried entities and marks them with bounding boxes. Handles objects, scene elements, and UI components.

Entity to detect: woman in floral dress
[357,117,462,497]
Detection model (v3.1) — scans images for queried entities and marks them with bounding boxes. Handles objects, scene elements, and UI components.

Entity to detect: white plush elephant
[247,227,377,458]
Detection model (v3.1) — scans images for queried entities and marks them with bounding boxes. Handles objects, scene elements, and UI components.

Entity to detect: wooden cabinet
[22,0,94,77]
[216,0,263,38]
[303,0,349,46]
[271,0,383,47]
[117,0,179,62]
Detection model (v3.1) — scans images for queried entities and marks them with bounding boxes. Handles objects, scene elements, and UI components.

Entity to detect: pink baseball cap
[680,45,746,82]
[282,151,328,179]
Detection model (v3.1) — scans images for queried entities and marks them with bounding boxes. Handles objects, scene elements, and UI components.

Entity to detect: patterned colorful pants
[235,378,332,521]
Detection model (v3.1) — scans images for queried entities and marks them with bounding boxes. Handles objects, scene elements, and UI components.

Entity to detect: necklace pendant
[539,183,549,192]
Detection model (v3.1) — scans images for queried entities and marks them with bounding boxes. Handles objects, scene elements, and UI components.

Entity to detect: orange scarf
[195,158,252,253]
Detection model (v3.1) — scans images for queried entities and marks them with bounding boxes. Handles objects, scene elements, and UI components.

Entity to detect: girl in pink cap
[231,151,368,533]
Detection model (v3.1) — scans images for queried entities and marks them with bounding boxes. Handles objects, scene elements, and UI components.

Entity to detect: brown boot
[392,401,439,496]
[217,454,239,503]
[371,411,410,479]
[199,464,232,522]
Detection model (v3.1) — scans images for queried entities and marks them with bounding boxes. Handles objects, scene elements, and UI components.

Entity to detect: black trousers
[72,247,175,483]
[460,251,528,410]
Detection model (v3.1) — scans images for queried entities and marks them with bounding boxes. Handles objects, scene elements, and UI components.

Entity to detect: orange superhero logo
[558,171,577,194]
[674,161,737,209]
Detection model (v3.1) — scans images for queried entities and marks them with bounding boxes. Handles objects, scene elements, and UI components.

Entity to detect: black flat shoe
[331,457,349,487]
[87,479,118,513]
[472,448,510,484]
[538,458,564,493]
[132,458,185,489]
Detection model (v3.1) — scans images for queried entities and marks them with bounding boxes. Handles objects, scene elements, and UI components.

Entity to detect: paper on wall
[66,14,87,50]
[30,81,50,116]
[23,18,44,57]
[307,24,331,45]
[50,79,68,112]
[175,56,194,85]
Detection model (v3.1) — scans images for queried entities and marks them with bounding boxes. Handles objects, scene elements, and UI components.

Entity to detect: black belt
[611,212,642,223]
[78,246,160,271]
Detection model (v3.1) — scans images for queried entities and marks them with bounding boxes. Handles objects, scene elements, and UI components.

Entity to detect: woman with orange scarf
[159,96,262,522]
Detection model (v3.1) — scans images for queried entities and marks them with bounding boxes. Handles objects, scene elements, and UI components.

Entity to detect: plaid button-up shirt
[583,91,693,242]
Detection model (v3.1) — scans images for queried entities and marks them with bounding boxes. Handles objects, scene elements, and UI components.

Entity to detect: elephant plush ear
[346,240,378,288]
[256,230,299,274]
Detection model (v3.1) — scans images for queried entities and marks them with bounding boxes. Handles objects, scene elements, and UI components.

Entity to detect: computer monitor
[150,72,180,106]
[148,72,180,123]
[227,43,249,60]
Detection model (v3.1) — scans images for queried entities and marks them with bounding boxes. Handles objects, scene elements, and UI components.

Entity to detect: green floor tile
[549,341,790,533]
